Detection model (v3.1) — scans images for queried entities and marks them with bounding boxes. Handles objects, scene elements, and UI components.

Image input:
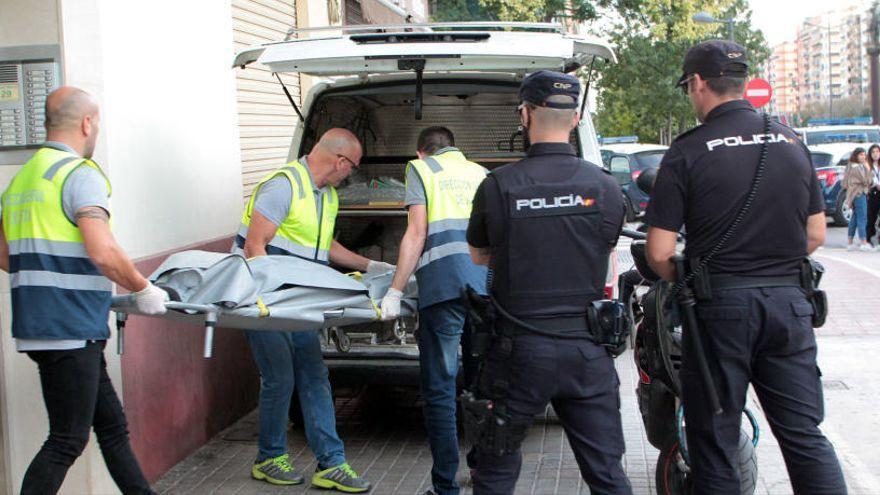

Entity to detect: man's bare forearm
[806,213,826,254]
[330,240,370,271]
[77,210,148,292]
[646,227,678,282]
[390,230,424,291]
[469,246,491,266]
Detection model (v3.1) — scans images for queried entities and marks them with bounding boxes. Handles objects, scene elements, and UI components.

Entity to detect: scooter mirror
[637,167,659,195]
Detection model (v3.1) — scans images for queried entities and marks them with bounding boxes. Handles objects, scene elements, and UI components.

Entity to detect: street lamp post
[693,11,735,42]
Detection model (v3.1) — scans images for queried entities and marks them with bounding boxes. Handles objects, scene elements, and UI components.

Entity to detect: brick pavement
[153,240,873,495]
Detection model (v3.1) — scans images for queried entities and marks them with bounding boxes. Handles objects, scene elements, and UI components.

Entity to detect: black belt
[508,315,591,338]
[709,274,800,290]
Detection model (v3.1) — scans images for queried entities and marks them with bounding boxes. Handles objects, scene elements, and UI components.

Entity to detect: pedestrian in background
[866,144,880,247]
[844,147,873,251]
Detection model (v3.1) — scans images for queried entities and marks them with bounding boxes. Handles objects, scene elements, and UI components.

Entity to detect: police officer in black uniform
[644,40,847,494]
[466,70,632,495]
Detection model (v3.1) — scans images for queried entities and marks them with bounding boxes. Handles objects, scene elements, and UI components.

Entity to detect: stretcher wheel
[331,327,351,352]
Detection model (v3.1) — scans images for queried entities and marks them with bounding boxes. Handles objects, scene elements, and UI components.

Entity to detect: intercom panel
[0,45,62,149]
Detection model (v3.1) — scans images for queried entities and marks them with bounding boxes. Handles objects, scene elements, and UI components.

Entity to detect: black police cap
[676,39,749,87]
[519,70,580,109]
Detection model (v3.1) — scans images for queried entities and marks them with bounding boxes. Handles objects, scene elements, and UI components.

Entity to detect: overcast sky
[748,0,863,47]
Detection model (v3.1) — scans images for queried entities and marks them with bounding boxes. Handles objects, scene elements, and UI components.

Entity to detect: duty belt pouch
[461,285,496,360]
[800,258,828,328]
[586,299,631,357]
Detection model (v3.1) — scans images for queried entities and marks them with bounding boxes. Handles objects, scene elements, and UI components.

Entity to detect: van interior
[295,78,578,357]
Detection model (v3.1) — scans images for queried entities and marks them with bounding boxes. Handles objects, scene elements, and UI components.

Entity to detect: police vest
[490,161,609,320]
[234,158,338,264]
[1,147,113,340]
[408,149,488,308]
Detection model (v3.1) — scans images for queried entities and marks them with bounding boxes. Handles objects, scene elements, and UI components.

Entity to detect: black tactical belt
[508,316,591,338]
[709,274,801,290]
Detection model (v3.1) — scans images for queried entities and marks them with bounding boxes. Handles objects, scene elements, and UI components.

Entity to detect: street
[152,224,880,495]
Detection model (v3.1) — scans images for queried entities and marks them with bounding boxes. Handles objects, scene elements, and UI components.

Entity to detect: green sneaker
[311,463,372,493]
[251,454,305,485]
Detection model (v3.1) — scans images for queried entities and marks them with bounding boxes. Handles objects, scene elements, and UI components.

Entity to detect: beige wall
[0,0,245,493]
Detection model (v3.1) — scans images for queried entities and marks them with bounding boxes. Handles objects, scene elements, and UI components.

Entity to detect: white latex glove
[132,283,169,315]
[380,288,403,320]
[367,260,396,274]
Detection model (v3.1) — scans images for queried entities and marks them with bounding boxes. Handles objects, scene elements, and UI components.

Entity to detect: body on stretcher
[110,250,417,358]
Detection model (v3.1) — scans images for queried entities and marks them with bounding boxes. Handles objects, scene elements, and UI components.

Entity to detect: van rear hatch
[233,22,616,76]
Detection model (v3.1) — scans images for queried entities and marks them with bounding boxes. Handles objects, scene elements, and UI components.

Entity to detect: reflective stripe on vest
[408,149,488,307]
[410,151,487,270]
[235,159,337,263]
[1,147,113,340]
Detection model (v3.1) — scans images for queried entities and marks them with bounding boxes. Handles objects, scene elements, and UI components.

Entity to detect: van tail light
[816,169,838,187]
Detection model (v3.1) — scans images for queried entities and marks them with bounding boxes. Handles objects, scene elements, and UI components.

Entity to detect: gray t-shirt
[16,155,110,352]
[253,176,293,226]
[253,162,328,229]
[62,166,111,222]
[404,166,427,207]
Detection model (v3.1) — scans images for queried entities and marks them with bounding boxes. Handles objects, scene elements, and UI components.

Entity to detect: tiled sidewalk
[154,243,875,494]
[152,347,817,495]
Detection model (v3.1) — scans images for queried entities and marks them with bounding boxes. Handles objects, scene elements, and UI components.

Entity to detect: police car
[795,119,880,146]
[808,143,862,226]
[600,137,667,221]
[234,22,618,386]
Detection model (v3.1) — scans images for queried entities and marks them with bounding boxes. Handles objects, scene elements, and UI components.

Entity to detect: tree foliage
[429,0,770,144]
[594,0,769,143]
[431,0,644,23]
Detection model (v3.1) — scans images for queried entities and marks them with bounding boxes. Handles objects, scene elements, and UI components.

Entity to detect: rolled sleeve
[62,166,110,222]
[253,176,293,227]
[404,165,427,207]
[643,145,687,232]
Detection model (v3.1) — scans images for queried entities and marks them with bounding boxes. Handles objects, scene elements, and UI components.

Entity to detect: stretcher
[111,250,417,358]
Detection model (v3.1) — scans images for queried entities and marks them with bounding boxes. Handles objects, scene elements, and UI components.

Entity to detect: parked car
[600,142,667,221]
[234,23,619,385]
[795,122,880,146]
[808,143,860,226]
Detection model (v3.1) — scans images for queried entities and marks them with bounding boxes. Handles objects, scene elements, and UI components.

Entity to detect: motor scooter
[618,168,759,495]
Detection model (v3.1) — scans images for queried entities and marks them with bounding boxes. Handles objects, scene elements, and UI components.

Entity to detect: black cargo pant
[472,333,632,495]
[21,340,155,495]
[867,189,880,245]
[683,286,846,495]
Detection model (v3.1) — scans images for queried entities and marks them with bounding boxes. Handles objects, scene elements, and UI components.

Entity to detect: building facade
[792,2,872,117]
[766,40,799,115]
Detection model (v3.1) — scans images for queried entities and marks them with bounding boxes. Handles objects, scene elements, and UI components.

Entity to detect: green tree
[431,0,644,23]
[594,0,769,144]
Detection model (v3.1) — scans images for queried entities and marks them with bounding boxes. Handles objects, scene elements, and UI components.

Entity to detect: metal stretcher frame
[111,297,413,359]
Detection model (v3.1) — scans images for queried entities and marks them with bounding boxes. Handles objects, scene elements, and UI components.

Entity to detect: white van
[234,22,618,385]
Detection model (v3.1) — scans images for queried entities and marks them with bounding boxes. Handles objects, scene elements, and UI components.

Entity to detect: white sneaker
[848,244,858,251]
[860,244,873,252]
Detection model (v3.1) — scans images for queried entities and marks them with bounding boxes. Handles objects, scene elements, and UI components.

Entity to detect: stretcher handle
[110,296,218,359]
[111,295,216,314]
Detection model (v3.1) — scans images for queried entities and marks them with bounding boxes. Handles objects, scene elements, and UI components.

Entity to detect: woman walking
[867,144,880,246]
[845,147,874,251]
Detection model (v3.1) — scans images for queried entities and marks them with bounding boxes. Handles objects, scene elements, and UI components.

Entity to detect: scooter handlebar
[621,228,647,240]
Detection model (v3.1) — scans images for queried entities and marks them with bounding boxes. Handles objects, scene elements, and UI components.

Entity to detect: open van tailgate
[234,29,615,75]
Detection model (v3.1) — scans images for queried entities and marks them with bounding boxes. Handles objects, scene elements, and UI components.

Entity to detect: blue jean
[849,193,868,241]
[245,329,345,467]
[419,300,467,495]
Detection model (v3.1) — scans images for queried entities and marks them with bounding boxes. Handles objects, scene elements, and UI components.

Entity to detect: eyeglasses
[679,75,696,94]
[337,153,359,169]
